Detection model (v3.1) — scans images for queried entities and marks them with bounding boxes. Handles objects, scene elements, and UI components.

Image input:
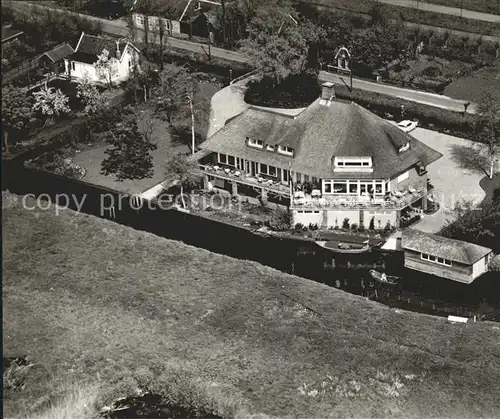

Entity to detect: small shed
[39,43,75,75]
[402,229,492,284]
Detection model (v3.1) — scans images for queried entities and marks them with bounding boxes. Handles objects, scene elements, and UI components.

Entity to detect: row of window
[247,138,294,156]
[421,253,452,267]
[297,210,321,214]
[323,180,387,195]
[217,154,289,181]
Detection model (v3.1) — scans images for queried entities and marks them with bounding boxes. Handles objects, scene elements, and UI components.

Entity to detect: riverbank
[3,192,500,419]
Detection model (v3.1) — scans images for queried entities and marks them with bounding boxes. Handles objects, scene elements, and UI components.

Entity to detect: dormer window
[334,157,372,168]
[399,142,410,153]
[278,145,294,156]
[247,137,263,149]
[266,144,275,152]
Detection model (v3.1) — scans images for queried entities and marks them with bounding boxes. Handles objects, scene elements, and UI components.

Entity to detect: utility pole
[187,95,195,155]
[221,0,226,47]
[207,19,212,60]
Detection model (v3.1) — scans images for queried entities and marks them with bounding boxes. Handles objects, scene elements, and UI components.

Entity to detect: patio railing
[291,188,425,211]
[200,164,290,196]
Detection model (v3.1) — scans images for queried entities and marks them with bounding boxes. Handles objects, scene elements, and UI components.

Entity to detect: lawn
[72,81,219,195]
[444,62,500,103]
[72,114,189,195]
[3,192,500,419]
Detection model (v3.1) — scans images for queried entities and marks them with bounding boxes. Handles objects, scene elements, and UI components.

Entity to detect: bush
[269,209,292,231]
[309,223,319,231]
[358,224,365,232]
[342,218,350,229]
[245,72,321,108]
[294,223,304,231]
[369,217,375,230]
[351,223,358,231]
[383,221,393,234]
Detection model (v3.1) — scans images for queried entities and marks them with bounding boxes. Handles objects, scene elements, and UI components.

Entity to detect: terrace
[201,164,291,197]
[292,186,426,211]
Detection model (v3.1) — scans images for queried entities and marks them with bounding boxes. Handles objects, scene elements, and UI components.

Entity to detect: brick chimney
[320,82,335,106]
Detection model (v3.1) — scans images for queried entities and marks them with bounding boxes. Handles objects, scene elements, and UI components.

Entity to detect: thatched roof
[402,229,492,265]
[201,98,442,179]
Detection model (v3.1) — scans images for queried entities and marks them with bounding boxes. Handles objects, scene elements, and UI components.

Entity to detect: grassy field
[3,192,500,419]
[444,62,500,103]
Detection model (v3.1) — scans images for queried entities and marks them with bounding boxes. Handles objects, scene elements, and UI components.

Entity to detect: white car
[397,120,418,133]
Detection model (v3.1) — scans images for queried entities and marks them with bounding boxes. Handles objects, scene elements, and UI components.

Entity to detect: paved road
[380,0,500,23]
[7,1,478,114]
[318,71,476,114]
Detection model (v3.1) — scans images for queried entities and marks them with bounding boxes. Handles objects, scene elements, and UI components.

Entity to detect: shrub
[342,218,350,229]
[309,223,319,231]
[369,217,375,230]
[269,209,292,231]
[383,221,392,234]
[358,224,365,232]
[294,222,304,231]
[351,223,358,231]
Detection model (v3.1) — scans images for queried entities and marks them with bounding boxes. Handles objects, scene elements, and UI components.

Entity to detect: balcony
[291,187,425,211]
[200,164,291,197]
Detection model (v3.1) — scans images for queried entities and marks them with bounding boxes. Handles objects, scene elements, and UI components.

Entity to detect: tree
[101,119,157,180]
[94,48,119,88]
[153,65,195,125]
[166,153,201,208]
[476,119,500,179]
[32,85,71,126]
[239,3,309,84]
[475,89,500,179]
[76,77,107,114]
[2,85,36,154]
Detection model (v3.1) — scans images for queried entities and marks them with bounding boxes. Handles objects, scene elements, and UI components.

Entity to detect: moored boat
[369,269,401,285]
[316,240,371,254]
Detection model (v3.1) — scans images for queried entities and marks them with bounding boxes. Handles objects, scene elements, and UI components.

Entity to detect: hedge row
[333,84,479,140]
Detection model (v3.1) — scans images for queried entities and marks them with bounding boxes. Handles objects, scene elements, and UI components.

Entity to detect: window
[283,170,289,183]
[334,157,372,170]
[421,253,452,266]
[266,145,275,151]
[71,61,75,71]
[324,182,332,193]
[128,59,133,69]
[397,170,409,183]
[218,153,235,166]
[136,14,145,26]
[260,164,277,177]
[349,183,358,194]
[375,182,383,194]
[248,137,263,149]
[304,175,309,182]
[278,145,294,156]
[333,181,347,194]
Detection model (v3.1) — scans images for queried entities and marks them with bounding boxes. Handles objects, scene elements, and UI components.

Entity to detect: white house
[64,32,140,85]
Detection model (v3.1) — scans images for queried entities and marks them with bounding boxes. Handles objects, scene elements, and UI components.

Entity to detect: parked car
[397,120,418,133]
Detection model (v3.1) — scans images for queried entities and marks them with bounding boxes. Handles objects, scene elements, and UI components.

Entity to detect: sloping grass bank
[3,193,500,418]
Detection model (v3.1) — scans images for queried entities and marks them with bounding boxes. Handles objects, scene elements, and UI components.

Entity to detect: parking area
[409,127,486,233]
